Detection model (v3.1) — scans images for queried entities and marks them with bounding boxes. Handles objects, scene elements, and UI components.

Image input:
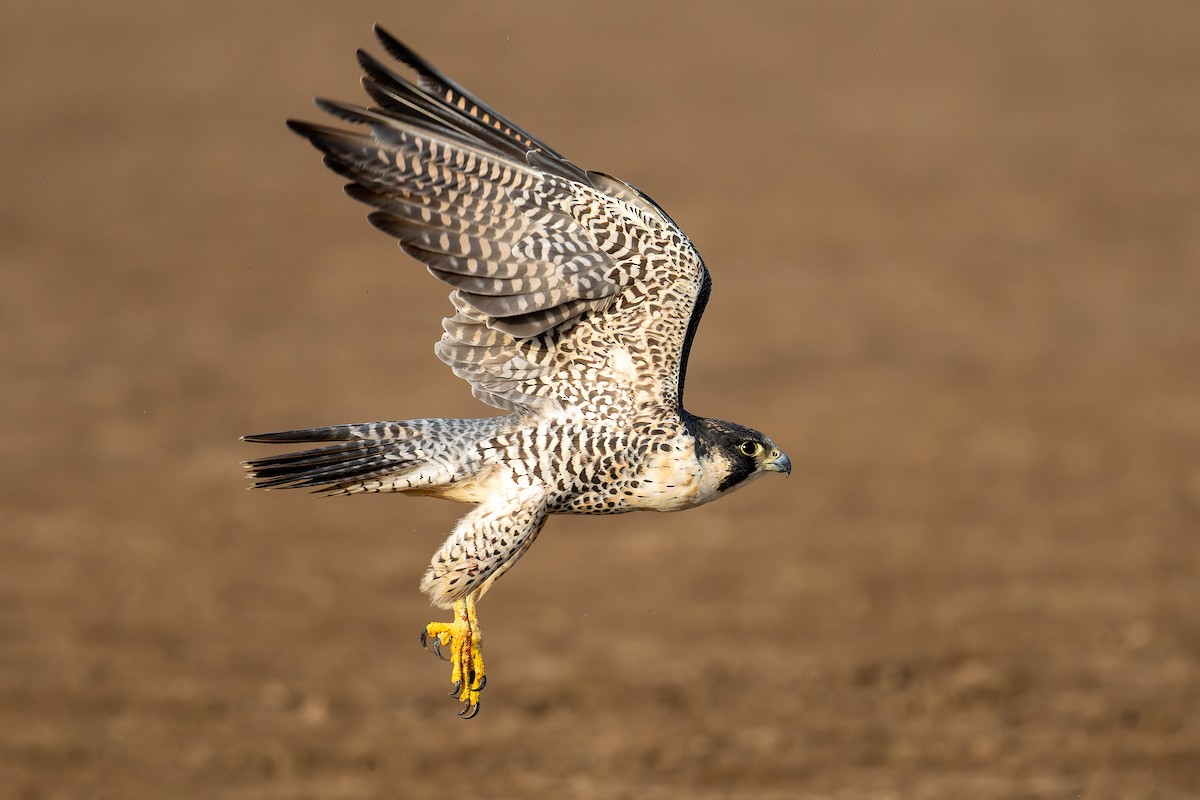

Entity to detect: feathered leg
[419,484,548,717]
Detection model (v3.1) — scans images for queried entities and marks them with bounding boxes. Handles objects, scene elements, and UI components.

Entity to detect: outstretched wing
[288,26,711,420]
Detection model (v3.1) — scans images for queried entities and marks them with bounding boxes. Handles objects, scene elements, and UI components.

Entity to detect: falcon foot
[421,594,485,718]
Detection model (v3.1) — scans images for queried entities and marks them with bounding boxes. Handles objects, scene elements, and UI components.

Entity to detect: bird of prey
[243,26,790,718]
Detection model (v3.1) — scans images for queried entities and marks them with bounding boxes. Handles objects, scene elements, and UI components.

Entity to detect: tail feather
[245,444,407,491]
[245,440,386,470]
[241,418,509,495]
[242,425,374,444]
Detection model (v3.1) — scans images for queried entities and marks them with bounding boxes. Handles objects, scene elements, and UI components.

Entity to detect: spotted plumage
[243,26,790,716]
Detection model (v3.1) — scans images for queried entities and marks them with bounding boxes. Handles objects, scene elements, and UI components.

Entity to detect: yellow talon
[422,594,485,717]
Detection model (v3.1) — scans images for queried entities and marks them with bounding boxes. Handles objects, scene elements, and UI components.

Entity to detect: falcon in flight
[243,26,790,718]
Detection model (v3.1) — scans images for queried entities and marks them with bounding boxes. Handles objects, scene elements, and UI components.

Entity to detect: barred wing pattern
[289,25,711,422]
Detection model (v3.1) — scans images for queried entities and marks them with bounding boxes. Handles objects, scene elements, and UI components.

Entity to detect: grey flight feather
[285,26,711,419]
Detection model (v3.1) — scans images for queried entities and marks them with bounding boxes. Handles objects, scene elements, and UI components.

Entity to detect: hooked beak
[763,448,792,477]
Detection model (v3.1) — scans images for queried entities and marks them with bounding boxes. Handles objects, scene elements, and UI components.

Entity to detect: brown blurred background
[3,2,1198,798]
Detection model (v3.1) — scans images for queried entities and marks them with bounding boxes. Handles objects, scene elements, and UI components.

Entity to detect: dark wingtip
[372,24,410,61]
[285,118,316,137]
[313,97,374,125]
[355,47,377,73]
[373,24,442,80]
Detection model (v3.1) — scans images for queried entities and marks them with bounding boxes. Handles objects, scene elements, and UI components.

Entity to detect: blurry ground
[3,2,1199,798]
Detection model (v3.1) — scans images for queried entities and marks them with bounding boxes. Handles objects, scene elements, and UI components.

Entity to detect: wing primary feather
[371,25,566,159]
[356,49,551,171]
[285,118,361,147]
[312,97,478,154]
[348,185,515,240]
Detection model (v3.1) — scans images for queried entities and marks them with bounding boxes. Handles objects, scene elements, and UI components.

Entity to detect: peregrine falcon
[243,26,791,718]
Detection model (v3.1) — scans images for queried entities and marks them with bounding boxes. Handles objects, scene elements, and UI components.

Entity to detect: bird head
[689,417,791,495]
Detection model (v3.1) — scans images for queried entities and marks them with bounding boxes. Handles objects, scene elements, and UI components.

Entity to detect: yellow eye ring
[739,441,762,457]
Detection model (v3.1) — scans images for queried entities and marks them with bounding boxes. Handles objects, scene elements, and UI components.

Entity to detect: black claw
[449,680,461,696]
[420,628,448,660]
[472,674,487,692]
[458,701,481,719]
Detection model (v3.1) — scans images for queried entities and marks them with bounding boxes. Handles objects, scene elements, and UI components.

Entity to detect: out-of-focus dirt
[3,3,1198,798]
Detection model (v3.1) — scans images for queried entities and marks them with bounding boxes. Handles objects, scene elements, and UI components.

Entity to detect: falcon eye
[738,440,762,458]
